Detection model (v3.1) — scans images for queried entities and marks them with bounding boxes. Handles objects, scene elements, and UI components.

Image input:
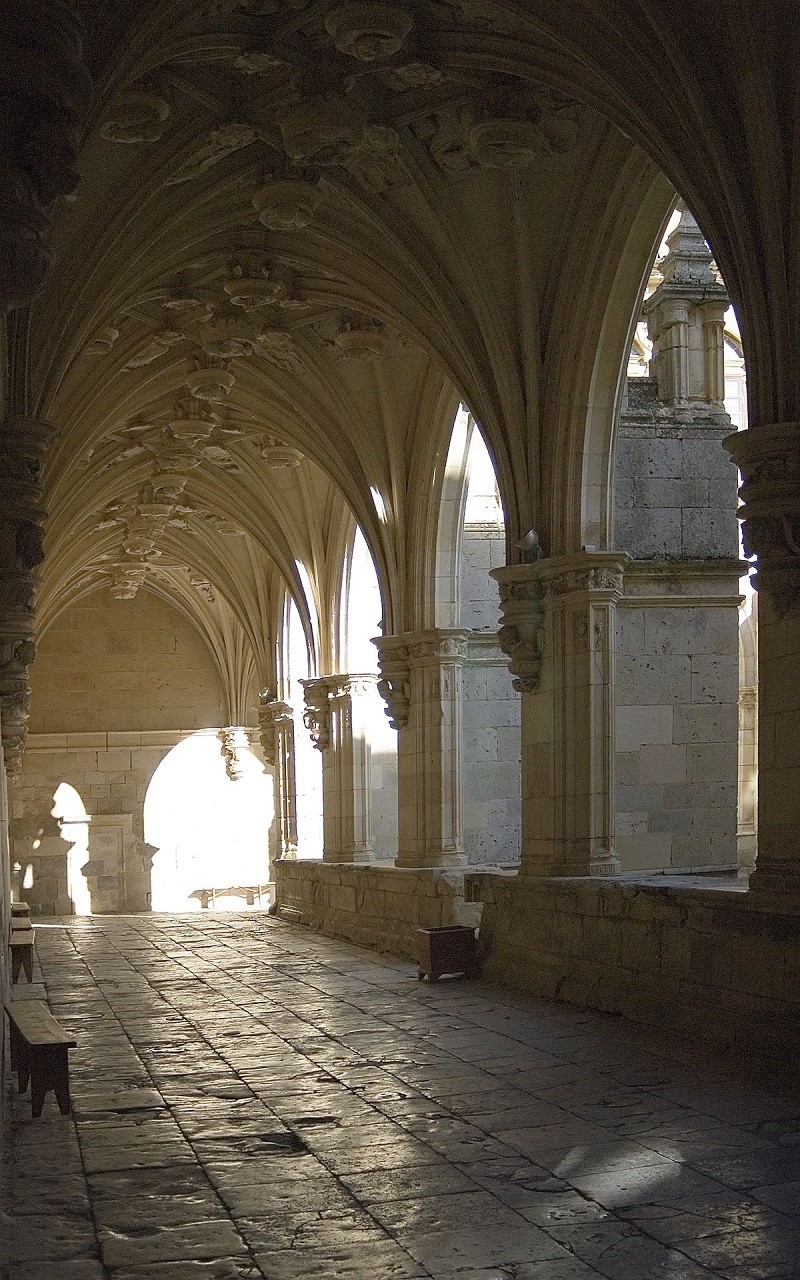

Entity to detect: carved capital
[257,695,294,764]
[218,727,248,780]
[538,552,630,599]
[300,677,332,750]
[372,636,411,729]
[725,422,800,617]
[490,566,546,692]
[407,629,468,664]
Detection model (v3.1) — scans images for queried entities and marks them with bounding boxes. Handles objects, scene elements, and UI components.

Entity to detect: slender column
[493,552,628,878]
[327,674,377,863]
[375,629,468,868]
[301,674,378,863]
[258,696,298,860]
[726,422,800,900]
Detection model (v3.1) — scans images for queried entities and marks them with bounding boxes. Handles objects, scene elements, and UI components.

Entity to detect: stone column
[258,695,298,860]
[493,552,628,878]
[301,674,378,863]
[726,422,800,901]
[0,417,53,774]
[375,629,468,868]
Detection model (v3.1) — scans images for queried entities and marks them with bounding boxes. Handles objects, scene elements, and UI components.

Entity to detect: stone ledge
[274,859,480,960]
[466,871,800,1058]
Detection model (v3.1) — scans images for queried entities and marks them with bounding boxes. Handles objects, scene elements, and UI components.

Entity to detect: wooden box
[417,926,479,982]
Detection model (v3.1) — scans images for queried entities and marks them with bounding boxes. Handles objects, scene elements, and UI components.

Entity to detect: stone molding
[257,696,293,766]
[300,677,332,751]
[491,553,628,692]
[300,673,377,748]
[725,421,800,618]
[373,631,468,727]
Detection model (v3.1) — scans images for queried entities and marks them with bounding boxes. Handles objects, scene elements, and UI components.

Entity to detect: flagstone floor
[3,913,800,1280]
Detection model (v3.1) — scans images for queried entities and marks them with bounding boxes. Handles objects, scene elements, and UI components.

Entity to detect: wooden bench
[5,1000,76,1116]
[11,901,30,923]
[10,927,35,982]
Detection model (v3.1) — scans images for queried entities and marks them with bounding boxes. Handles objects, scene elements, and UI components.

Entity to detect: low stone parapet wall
[467,871,800,1059]
[273,859,482,961]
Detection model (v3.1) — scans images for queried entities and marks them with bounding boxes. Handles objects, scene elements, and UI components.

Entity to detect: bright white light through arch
[144,730,273,912]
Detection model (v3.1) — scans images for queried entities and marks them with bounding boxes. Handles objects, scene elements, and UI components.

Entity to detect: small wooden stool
[10,927,35,982]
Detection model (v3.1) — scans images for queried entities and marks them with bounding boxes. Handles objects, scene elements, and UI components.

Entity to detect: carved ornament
[725,421,800,617]
[301,678,332,750]
[372,638,411,729]
[100,91,171,144]
[252,177,323,231]
[324,4,414,62]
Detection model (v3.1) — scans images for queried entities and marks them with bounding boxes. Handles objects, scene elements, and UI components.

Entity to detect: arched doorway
[144,731,273,911]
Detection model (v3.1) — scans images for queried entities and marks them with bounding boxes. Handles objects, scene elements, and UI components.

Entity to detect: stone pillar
[0,417,53,774]
[375,629,468,868]
[493,553,628,878]
[258,695,298,860]
[301,674,378,863]
[726,422,800,901]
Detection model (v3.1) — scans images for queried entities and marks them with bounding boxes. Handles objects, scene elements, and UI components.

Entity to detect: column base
[322,849,378,864]
[394,851,467,870]
[746,861,800,906]
[590,849,621,876]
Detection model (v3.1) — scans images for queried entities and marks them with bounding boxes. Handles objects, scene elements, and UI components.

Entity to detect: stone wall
[29,590,227,734]
[463,634,520,864]
[461,526,506,630]
[613,378,740,871]
[468,872,800,1060]
[274,859,480,960]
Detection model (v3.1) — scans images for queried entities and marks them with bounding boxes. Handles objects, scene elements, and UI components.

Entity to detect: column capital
[328,672,379,700]
[535,551,631,600]
[725,421,800,618]
[372,635,411,729]
[300,677,332,750]
[405,628,470,663]
[490,563,546,693]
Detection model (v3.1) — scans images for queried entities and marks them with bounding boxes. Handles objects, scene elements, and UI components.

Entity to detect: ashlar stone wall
[613,379,741,871]
[463,634,520,865]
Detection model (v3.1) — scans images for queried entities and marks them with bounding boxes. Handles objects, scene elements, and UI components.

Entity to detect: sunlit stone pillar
[493,552,628,878]
[375,629,468,868]
[258,695,298,861]
[301,674,377,863]
[726,422,800,901]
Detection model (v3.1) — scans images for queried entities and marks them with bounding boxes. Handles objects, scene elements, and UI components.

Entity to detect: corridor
[3,915,800,1280]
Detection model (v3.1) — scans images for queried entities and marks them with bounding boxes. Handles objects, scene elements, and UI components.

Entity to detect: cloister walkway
[3,914,800,1280]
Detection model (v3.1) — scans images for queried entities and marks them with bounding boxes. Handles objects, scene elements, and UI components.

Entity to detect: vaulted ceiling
[31,0,685,691]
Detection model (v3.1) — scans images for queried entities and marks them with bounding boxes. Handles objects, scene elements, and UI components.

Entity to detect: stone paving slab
[3,912,800,1279]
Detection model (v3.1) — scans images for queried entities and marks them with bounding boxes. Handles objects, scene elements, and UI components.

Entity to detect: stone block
[615,508,682,558]
[616,655,691,704]
[674,704,738,744]
[682,507,738,558]
[616,832,673,871]
[690,654,738,703]
[615,704,673,752]
[639,743,687,784]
